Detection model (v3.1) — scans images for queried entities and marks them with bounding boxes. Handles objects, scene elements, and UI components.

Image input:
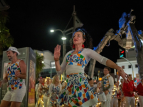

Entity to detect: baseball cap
[7,47,20,55]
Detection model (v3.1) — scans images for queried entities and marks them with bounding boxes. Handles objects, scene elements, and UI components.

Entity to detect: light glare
[50,30,54,32]
[61,37,67,40]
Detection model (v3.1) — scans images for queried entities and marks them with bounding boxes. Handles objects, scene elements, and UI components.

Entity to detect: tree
[36,52,45,82]
[0,11,13,55]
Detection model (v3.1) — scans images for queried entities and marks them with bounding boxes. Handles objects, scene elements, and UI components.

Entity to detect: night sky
[4,0,143,69]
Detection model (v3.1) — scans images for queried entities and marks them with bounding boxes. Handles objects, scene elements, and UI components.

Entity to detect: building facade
[115,48,139,81]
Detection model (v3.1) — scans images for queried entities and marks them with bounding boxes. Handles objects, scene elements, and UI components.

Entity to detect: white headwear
[7,47,20,55]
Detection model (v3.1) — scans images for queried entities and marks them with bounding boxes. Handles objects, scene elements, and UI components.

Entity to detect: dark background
[4,0,143,71]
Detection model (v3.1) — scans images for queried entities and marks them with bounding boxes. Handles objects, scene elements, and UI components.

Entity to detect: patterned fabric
[7,60,24,91]
[102,75,110,91]
[112,85,120,98]
[44,85,50,97]
[66,49,87,67]
[56,73,98,107]
[49,84,61,107]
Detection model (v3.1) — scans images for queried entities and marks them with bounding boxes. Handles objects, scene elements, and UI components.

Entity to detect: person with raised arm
[54,28,127,107]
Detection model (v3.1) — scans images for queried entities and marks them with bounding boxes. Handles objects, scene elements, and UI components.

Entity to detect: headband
[72,28,86,37]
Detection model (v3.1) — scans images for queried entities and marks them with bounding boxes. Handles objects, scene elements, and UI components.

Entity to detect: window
[128,65,132,68]
[135,64,138,68]
[122,66,125,69]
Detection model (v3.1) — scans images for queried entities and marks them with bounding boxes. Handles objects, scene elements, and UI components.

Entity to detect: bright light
[61,37,67,40]
[41,53,43,56]
[50,30,54,32]
[42,61,44,63]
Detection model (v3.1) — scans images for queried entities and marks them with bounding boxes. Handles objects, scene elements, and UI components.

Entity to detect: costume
[56,48,108,107]
[35,83,44,107]
[43,84,50,107]
[137,82,143,107]
[3,59,26,102]
[119,84,125,107]
[48,83,62,107]
[122,80,136,107]
[111,85,120,107]
[101,74,114,107]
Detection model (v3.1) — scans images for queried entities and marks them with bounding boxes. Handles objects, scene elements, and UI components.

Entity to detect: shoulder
[83,48,93,52]
[19,60,25,64]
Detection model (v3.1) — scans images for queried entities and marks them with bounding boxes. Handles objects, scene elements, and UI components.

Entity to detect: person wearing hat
[0,47,27,107]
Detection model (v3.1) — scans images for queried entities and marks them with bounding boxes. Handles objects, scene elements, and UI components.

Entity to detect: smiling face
[7,51,16,61]
[72,32,85,46]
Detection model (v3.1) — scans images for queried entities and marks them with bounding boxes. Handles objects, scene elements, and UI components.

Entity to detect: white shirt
[57,48,108,75]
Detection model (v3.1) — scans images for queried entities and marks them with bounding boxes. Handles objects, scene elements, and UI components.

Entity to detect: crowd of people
[35,67,143,107]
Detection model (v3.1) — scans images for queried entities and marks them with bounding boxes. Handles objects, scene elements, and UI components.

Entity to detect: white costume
[56,48,108,107]
[101,74,114,107]
[48,83,62,107]
[3,60,26,102]
[43,84,50,107]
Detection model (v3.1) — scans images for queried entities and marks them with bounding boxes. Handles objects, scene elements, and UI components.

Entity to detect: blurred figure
[35,77,45,107]
[122,74,136,107]
[88,77,94,87]
[43,78,50,107]
[61,81,67,89]
[96,81,101,93]
[119,79,125,107]
[48,75,62,107]
[101,67,114,107]
[137,78,143,107]
[111,81,120,107]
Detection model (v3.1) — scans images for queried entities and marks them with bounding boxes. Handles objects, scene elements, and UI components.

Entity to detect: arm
[86,49,121,70]
[56,51,71,75]
[0,74,8,86]
[55,54,67,75]
[17,60,27,79]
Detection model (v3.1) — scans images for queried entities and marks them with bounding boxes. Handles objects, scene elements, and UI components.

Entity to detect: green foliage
[36,52,45,81]
[0,11,14,55]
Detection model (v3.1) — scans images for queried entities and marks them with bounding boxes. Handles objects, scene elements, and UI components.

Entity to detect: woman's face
[73,32,85,45]
[55,76,59,82]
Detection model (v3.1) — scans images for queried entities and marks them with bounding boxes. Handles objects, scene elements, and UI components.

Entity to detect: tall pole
[73,5,76,32]
[62,39,66,80]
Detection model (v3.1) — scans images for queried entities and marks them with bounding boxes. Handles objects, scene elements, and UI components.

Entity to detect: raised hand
[117,69,128,83]
[54,45,61,61]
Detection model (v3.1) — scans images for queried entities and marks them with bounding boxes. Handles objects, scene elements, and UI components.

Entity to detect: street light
[61,37,67,40]
[50,30,54,32]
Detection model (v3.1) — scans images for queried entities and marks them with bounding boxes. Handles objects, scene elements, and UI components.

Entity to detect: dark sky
[5,0,143,68]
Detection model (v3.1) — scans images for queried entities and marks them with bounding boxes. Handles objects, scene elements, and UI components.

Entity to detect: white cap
[7,47,20,55]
